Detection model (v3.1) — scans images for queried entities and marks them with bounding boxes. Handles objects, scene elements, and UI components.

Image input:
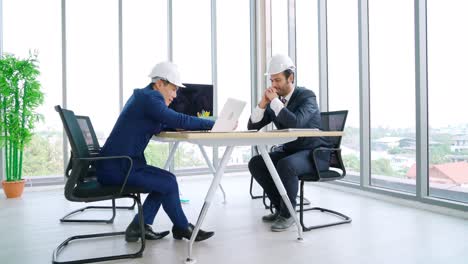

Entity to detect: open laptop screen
[169,83,213,117]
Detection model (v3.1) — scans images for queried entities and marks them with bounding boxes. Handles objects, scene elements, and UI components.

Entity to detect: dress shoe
[262,210,280,222]
[172,223,214,242]
[125,222,170,242]
[271,216,295,232]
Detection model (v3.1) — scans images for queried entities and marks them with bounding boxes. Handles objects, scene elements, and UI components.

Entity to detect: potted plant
[0,52,44,198]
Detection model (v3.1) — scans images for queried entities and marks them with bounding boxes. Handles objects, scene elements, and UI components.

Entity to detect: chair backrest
[320,110,348,169]
[55,105,92,201]
[320,110,348,147]
[75,115,100,152]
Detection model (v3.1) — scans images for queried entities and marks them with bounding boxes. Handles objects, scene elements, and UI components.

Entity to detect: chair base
[299,206,352,231]
[53,195,145,264]
[60,195,139,224]
[249,175,264,200]
[250,176,311,210]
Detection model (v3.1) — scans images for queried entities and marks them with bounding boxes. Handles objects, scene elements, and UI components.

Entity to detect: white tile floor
[1,172,467,264]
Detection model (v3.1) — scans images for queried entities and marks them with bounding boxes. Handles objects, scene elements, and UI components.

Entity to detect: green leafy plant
[0,52,44,182]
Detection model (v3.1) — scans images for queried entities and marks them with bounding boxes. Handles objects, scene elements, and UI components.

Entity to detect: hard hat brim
[264,68,295,76]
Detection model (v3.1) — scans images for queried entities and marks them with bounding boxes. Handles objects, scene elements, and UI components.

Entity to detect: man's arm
[248,87,275,130]
[145,93,214,130]
[248,108,272,130]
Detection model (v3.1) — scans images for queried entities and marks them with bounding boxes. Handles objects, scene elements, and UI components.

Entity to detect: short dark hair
[152,77,170,85]
[283,69,295,84]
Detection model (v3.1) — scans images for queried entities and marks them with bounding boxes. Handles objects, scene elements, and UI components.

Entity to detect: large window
[172,0,212,169]
[122,0,169,168]
[66,0,119,142]
[122,0,168,102]
[427,0,468,203]
[3,0,63,178]
[216,0,252,166]
[296,0,319,101]
[271,0,289,56]
[328,0,360,183]
[369,0,416,193]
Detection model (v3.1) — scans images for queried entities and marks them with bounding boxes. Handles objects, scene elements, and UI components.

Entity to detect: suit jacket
[248,87,329,153]
[97,84,214,182]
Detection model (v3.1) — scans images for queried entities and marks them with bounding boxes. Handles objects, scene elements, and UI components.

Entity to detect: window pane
[66,0,119,143]
[271,0,289,56]
[122,0,168,102]
[122,0,169,166]
[173,0,211,169]
[217,0,252,165]
[173,0,211,84]
[328,0,360,183]
[296,0,319,101]
[3,0,64,178]
[369,0,416,193]
[427,0,468,203]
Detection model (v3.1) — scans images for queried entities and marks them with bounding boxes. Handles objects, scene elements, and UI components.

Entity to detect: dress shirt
[250,86,295,123]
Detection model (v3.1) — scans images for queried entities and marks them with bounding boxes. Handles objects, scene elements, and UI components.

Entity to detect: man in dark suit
[248,54,330,231]
[97,62,215,243]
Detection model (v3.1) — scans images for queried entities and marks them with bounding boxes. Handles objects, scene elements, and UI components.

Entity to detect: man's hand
[265,87,278,101]
[258,89,270,109]
[258,87,278,109]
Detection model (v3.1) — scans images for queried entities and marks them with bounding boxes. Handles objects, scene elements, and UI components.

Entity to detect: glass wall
[271,0,289,56]
[427,0,468,203]
[296,0,319,99]
[2,0,63,178]
[172,0,212,169]
[66,0,119,143]
[369,0,416,193]
[122,0,169,168]
[327,0,360,183]
[217,0,252,166]
[122,0,168,102]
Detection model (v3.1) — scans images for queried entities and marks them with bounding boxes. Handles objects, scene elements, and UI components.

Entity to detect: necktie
[280,97,287,105]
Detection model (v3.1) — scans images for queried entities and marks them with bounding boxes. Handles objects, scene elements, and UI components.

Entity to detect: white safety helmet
[264,54,295,75]
[148,61,186,88]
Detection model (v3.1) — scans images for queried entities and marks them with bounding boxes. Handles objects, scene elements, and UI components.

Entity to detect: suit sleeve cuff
[250,105,266,123]
[270,98,284,116]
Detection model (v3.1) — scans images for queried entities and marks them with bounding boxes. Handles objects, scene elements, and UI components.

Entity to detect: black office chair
[297,110,352,231]
[53,105,147,264]
[60,115,138,224]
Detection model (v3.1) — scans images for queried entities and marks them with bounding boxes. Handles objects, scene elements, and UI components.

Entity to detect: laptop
[210,98,247,132]
[173,98,246,133]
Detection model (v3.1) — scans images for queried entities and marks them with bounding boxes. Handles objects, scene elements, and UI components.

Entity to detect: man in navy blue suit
[248,54,330,231]
[97,62,215,242]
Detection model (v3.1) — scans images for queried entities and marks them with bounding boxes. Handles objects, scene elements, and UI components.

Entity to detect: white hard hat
[148,61,186,88]
[264,54,296,75]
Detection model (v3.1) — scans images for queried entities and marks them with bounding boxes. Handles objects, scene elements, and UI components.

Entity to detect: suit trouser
[248,150,325,217]
[98,165,189,229]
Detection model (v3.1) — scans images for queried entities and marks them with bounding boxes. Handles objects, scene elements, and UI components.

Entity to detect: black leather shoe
[125,222,170,242]
[172,223,214,242]
[262,210,280,222]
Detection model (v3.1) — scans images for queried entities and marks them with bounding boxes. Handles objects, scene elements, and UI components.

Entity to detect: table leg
[185,146,234,264]
[164,141,180,170]
[257,145,303,241]
[198,144,227,203]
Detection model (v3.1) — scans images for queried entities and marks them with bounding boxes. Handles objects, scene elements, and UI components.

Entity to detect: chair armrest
[65,154,73,178]
[76,155,133,195]
[311,147,346,178]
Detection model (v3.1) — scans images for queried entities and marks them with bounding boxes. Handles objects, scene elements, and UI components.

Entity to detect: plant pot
[2,179,25,198]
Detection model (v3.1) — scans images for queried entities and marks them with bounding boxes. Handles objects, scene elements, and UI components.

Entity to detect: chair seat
[299,170,342,182]
[74,181,146,198]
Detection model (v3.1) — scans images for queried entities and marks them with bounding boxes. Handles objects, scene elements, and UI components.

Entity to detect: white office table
[155,130,343,264]
[156,136,228,203]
